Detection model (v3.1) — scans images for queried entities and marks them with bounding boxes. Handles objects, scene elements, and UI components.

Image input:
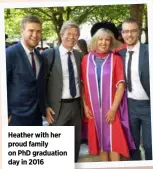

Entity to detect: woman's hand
[105,82,125,124]
[105,108,116,124]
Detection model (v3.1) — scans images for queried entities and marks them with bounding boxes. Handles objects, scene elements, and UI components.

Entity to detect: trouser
[52,98,82,163]
[127,98,152,160]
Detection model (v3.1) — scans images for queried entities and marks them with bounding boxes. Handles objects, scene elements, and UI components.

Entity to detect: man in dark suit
[119,18,152,160]
[6,15,45,126]
[42,20,83,162]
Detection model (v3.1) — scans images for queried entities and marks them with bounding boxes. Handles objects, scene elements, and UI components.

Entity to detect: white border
[1,0,153,168]
[0,6,8,128]
[0,0,150,8]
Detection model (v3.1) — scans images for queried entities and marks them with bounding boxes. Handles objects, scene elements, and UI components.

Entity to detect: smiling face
[121,22,139,48]
[90,28,115,53]
[21,22,41,50]
[60,26,79,50]
[96,33,112,53]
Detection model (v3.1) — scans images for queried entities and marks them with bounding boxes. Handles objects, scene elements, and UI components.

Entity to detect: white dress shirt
[125,41,149,100]
[21,41,40,78]
[59,45,80,99]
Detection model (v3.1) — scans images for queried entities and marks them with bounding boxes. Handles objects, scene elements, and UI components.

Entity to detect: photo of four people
[5,3,152,163]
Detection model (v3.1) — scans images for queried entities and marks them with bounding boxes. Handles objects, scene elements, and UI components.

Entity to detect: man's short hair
[21,15,42,29]
[60,20,80,36]
[122,17,139,28]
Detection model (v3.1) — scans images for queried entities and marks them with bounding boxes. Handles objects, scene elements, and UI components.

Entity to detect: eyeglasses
[122,29,138,34]
[67,33,79,38]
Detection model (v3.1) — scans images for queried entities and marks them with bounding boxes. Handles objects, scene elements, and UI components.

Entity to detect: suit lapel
[121,49,127,67]
[120,43,144,82]
[55,48,80,83]
[119,49,127,81]
[34,49,42,79]
[17,42,35,78]
[139,43,145,78]
[35,49,42,67]
[55,48,63,81]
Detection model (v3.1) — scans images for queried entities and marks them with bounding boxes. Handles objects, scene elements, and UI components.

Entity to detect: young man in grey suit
[42,20,83,162]
[119,18,152,160]
[6,16,45,126]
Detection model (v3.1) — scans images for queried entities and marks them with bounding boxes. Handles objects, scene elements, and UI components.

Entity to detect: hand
[45,107,55,125]
[8,115,12,124]
[105,108,116,124]
[84,104,93,119]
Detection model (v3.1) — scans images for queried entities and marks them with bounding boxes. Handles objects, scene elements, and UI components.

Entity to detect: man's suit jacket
[119,43,150,99]
[42,47,83,120]
[6,42,45,116]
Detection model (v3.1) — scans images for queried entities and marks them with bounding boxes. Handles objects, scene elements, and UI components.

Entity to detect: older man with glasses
[42,20,83,162]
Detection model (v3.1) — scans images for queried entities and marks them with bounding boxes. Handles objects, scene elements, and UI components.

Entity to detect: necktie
[127,51,134,92]
[67,51,76,98]
[30,52,36,77]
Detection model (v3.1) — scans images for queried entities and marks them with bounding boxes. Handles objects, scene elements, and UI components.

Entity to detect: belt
[61,97,80,103]
[128,98,150,104]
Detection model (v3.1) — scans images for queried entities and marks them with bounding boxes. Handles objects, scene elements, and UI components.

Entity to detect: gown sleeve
[114,55,125,88]
[81,55,88,83]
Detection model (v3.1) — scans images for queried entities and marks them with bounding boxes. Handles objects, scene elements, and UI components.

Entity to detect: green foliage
[5,9,25,41]
[5,4,143,42]
[71,5,130,25]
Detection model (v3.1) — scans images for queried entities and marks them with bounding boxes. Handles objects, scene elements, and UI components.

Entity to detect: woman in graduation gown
[81,27,135,161]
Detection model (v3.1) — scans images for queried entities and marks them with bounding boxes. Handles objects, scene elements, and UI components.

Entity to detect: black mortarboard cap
[117,23,122,34]
[90,21,119,39]
[5,33,8,39]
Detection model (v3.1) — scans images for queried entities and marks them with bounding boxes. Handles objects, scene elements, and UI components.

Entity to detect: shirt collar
[59,44,73,56]
[21,40,34,56]
[127,41,140,53]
